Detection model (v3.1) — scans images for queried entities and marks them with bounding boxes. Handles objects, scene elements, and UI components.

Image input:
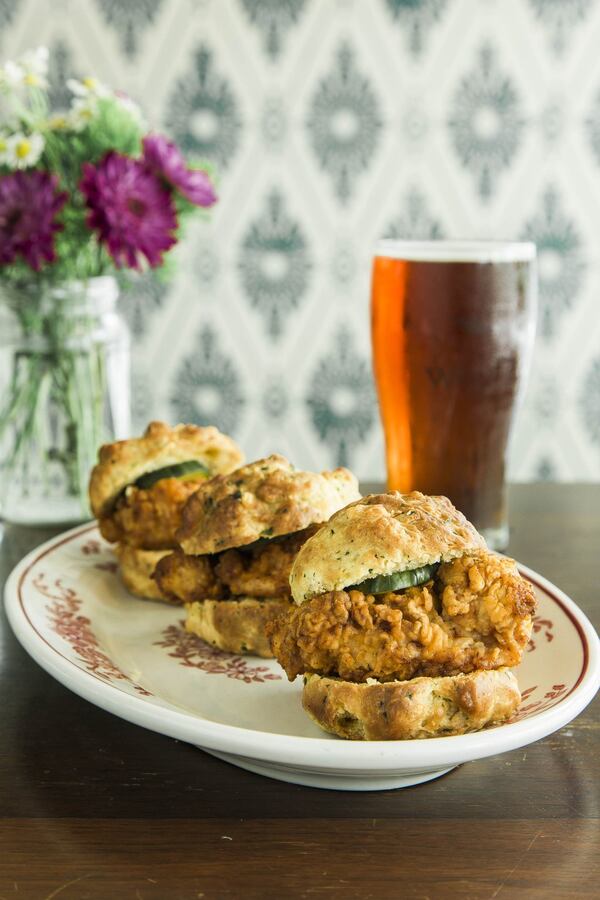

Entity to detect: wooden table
[1,484,598,899]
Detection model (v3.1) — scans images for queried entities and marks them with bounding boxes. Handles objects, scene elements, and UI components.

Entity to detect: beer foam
[375,239,536,263]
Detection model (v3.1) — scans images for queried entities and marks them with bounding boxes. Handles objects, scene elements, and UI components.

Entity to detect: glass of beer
[371,240,537,550]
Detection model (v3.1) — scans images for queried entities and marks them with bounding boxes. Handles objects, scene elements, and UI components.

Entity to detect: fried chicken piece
[154,527,317,603]
[99,478,201,549]
[215,527,317,599]
[269,552,536,682]
[153,551,225,604]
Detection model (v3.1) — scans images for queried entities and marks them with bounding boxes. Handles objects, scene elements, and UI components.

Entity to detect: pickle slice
[134,459,210,490]
[351,564,437,596]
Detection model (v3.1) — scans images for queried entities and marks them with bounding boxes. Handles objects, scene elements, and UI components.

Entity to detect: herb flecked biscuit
[89,421,244,518]
[114,544,176,603]
[302,669,521,740]
[290,491,486,604]
[185,597,291,658]
[177,455,361,556]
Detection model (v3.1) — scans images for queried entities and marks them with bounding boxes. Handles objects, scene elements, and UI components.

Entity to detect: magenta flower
[80,151,178,269]
[0,171,67,271]
[142,134,217,207]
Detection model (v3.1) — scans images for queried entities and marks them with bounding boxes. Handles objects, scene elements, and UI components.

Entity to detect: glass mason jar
[0,276,130,525]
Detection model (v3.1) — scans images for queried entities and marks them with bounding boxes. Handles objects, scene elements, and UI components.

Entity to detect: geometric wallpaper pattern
[3,0,600,481]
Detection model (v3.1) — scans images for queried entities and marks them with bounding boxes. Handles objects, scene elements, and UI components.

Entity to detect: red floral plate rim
[5,523,600,773]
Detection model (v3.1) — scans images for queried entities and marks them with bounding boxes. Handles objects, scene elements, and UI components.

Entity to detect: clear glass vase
[0,276,130,525]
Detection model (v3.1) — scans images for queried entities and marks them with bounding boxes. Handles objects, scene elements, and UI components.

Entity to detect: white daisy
[5,132,45,168]
[1,47,49,89]
[1,60,25,89]
[20,46,49,87]
[0,133,10,164]
[68,97,99,132]
[46,113,70,131]
[67,76,110,99]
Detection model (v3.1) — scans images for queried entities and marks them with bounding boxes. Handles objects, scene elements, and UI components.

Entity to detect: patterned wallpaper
[2,0,600,481]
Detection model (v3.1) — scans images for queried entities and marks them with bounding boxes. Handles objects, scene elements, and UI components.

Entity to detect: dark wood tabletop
[1,483,598,900]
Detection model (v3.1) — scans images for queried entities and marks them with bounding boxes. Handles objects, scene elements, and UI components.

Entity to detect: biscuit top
[176,454,361,555]
[89,421,244,517]
[289,491,486,604]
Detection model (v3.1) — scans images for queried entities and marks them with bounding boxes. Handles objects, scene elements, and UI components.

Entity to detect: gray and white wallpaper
[2,0,600,481]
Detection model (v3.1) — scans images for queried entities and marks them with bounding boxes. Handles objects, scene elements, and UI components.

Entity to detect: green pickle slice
[352,564,437,596]
[134,459,210,490]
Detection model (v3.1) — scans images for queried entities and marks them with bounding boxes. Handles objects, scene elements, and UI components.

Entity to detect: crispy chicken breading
[215,527,318,599]
[153,551,224,604]
[153,527,317,602]
[268,552,536,682]
[98,478,202,550]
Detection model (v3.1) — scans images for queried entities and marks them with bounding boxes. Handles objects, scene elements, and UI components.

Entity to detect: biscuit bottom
[302,669,520,740]
[185,597,291,658]
[115,544,178,603]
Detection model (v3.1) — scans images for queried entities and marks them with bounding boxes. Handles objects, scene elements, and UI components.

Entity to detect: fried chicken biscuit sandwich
[89,421,243,601]
[154,455,361,657]
[268,491,536,740]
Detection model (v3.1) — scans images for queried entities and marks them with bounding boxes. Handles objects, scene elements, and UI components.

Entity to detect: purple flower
[142,134,217,207]
[0,171,67,271]
[80,151,178,269]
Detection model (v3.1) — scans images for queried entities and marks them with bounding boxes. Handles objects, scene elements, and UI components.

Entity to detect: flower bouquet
[0,47,216,524]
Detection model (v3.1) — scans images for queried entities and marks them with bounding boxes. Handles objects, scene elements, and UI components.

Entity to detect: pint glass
[371,240,537,549]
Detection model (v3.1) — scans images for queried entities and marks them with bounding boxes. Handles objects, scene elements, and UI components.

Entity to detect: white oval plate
[5,524,600,791]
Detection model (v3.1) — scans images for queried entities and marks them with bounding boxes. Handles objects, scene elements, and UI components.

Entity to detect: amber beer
[371,240,537,549]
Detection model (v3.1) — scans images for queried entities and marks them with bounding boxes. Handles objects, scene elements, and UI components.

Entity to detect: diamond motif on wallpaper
[579,357,600,447]
[448,43,524,201]
[540,99,564,146]
[170,326,245,436]
[131,366,155,433]
[528,0,592,55]
[401,101,430,148]
[534,456,559,481]
[96,0,164,58]
[237,188,311,339]
[385,0,448,56]
[120,271,168,338]
[193,238,220,288]
[262,376,289,421]
[47,39,79,112]
[306,42,383,204]
[330,241,357,288]
[583,89,600,165]
[521,186,585,340]
[306,326,376,467]
[0,0,19,27]
[165,45,242,171]
[384,186,445,239]
[240,0,306,60]
[261,96,287,152]
[530,373,561,426]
